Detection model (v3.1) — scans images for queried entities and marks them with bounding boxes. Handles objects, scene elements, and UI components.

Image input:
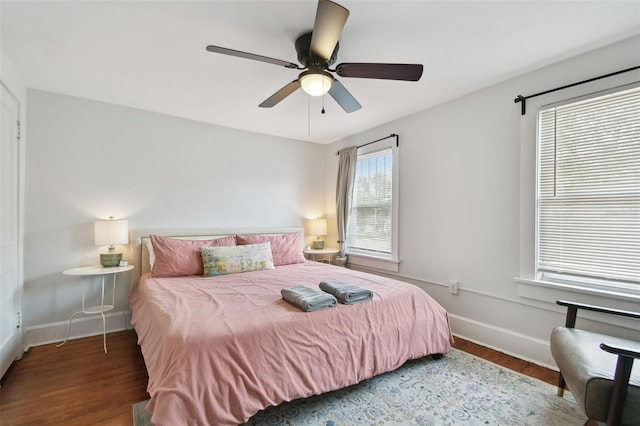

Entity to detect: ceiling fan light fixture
[300,71,333,96]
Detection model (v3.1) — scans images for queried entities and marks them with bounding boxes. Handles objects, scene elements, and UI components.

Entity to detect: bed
[129,228,453,425]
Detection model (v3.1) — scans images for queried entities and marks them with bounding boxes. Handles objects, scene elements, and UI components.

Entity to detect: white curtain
[336,146,358,257]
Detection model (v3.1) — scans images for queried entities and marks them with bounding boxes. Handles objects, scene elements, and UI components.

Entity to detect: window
[536,85,640,290]
[346,140,399,271]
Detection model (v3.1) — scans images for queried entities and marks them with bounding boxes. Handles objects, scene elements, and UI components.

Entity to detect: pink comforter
[130,261,453,425]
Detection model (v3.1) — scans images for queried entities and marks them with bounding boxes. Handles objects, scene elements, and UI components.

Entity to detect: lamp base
[100,253,122,267]
[312,240,325,250]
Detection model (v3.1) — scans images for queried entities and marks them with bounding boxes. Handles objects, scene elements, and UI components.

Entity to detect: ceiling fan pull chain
[308,95,311,137]
[321,77,326,114]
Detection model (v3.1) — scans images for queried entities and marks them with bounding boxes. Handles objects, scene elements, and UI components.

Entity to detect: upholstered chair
[550,300,640,426]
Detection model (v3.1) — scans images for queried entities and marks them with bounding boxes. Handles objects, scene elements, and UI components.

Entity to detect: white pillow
[144,238,156,269]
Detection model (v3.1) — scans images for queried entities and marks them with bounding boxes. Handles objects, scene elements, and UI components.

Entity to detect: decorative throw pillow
[150,234,236,277]
[201,242,275,276]
[235,233,305,266]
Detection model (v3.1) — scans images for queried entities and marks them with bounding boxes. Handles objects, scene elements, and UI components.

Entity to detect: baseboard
[449,313,558,370]
[23,310,131,351]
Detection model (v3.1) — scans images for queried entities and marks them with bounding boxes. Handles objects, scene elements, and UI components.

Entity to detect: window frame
[535,84,640,289]
[346,139,400,272]
[516,74,640,304]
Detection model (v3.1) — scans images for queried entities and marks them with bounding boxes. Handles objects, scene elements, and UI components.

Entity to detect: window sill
[346,253,399,273]
[515,277,640,304]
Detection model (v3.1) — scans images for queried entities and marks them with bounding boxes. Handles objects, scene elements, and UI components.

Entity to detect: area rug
[133,348,583,425]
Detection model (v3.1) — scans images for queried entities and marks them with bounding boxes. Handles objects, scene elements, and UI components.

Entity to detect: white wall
[325,35,640,368]
[23,90,326,348]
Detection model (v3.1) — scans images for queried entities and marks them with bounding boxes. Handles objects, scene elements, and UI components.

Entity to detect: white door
[1,82,22,379]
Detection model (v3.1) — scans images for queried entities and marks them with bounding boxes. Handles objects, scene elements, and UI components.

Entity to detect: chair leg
[557,372,566,397]
[606,355,633,426]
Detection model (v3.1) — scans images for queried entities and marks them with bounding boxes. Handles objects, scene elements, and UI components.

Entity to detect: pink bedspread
[130,261,453,425]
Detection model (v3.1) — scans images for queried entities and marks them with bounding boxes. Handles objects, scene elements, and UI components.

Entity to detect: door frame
[1,80,23,380]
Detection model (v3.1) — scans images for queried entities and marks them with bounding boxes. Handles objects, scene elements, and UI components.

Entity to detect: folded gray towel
[281,285,337,312]
[319,280,373,305]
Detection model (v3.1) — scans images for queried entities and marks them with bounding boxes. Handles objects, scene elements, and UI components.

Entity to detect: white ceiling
[2,1,639,144]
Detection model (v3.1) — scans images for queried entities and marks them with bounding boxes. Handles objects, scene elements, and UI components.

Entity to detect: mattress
[130,260,453,425]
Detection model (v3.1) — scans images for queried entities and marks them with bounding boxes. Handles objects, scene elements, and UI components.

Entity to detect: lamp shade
[308,218,327,236]
[94,219,128,246]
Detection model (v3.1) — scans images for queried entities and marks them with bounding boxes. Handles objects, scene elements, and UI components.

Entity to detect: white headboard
[129,227,304,285]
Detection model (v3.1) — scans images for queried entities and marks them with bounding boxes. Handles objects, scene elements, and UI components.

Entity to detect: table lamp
[94,217,128,267]
[308,218,327,250]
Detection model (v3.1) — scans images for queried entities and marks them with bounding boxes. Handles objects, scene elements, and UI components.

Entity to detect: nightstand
[57,264,134,353]
[304,248,340,264]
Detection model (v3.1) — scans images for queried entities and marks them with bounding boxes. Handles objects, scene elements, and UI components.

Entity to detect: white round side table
[303,248,340,264]
[57,264,134,353]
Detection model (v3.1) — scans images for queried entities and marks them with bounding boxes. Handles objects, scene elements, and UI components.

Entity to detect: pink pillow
[150,235,236,277]
[236,233,305,266]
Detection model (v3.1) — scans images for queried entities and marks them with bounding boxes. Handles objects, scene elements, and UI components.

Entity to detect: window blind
[537,86,640,284]
[347,147,393,257]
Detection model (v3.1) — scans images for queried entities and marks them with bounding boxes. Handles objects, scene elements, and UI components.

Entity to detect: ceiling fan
[205,0,423,113]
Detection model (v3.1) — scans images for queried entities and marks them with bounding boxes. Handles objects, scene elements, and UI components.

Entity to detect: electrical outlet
[449,280,459,295]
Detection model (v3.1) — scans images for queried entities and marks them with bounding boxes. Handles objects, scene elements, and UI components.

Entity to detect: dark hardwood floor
[0,331,560,425]
[0,331,149,426]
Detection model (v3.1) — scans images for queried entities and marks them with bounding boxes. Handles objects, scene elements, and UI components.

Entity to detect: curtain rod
[335,133,398,155]
[514,65,640,115]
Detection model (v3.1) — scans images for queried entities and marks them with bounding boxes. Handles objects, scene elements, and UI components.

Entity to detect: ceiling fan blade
[206,45,300,69]
[259,80,302,108]
[329,79,361,113]
[310,0,349,61]
[336,63,424,81]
